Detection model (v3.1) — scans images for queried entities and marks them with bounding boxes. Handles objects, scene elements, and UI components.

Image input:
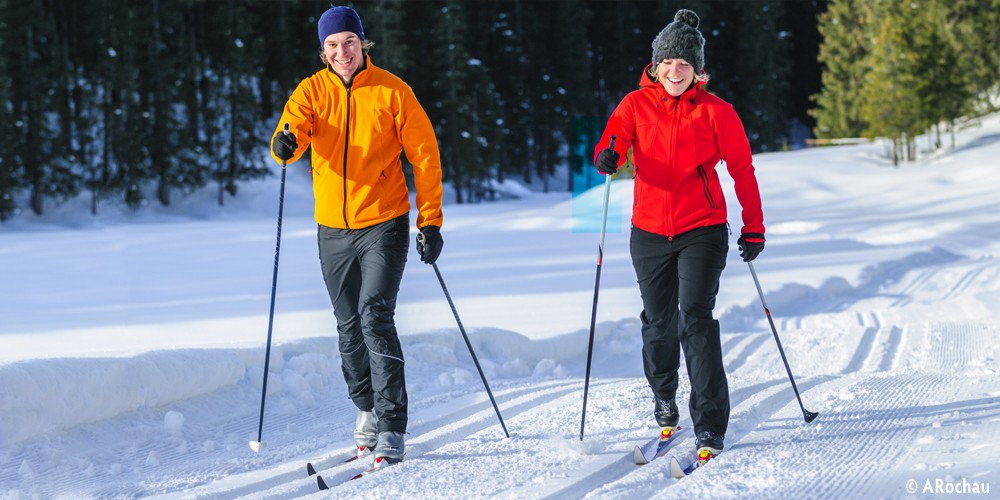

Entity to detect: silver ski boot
[353,409,377,456]
[374,431,405,465]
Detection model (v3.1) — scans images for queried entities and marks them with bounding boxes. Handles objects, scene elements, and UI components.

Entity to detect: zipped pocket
[697,165,716,209]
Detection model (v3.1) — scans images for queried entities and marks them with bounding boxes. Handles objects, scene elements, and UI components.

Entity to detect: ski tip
[317,475,329,490]
[668,456,687,479]
[633,446,648,465]
[306,462,317,476]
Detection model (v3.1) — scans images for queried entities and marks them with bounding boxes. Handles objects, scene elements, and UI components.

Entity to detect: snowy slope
[2,114,999,499]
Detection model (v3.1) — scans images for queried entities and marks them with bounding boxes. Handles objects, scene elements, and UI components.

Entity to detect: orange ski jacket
[271,55,443,230]
[594,63,764,239]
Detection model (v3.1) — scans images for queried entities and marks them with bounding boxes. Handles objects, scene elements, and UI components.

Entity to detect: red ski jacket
[594,64,764,239]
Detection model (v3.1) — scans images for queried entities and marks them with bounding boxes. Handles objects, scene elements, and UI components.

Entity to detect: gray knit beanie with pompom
[651,9,705,73]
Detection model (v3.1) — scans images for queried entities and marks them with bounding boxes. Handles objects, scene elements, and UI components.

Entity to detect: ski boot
[654,397,681,442]
[373,431,405,467]
[353,409,377,458]
[695,430,724,465]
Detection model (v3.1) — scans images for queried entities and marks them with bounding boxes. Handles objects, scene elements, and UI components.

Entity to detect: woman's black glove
[595,148,620,174]
[737,233,765,262]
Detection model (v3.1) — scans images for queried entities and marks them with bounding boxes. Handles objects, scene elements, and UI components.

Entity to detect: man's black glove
[595,148,620,175]
[272,131,297,161]
[737,233,765,262]
[417,225,444,265]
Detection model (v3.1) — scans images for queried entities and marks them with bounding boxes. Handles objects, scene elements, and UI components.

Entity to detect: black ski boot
[654,397,679,428]
[695,430,724,464]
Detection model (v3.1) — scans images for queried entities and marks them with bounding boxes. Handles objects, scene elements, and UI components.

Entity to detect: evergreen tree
[811,0,870,138]
[549,0,594,191]
[213,0,269,205]
[365,0,411,76]
[861,1,924,164]
[431,2,489,203]
[947,0,1000,120]
[486,0,533,187]
[8,0,79,215]
[0,0,21,220]
[732,0,791,152]
[911,0,965,150]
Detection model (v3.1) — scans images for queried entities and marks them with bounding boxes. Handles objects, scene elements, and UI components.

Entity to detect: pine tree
[811,0,870,139]
[731,0,791,153]
[7,0,80,215]
[946,0,1000,132]
[0,0,21,220]
[366,0,411,76]
[861,1,925,164]
[212,0,269,205]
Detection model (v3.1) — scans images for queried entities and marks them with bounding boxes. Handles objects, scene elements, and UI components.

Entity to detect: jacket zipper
[697,165,716,208]
[667,95,681,239]
[342,87,352,229]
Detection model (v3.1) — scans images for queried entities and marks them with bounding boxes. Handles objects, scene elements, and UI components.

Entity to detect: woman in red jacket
[593,9,765,462]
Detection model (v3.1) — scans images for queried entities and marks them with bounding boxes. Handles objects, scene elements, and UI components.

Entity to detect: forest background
[0,0,996,220]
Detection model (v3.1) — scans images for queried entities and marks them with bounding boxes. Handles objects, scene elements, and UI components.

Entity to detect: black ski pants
[630,223,730,437]
[318,214,409,433]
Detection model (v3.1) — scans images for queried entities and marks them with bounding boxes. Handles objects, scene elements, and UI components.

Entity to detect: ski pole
[419,232,510,438]
[250,123,291,453]
[580,134,616,441]
[747,261,819,423]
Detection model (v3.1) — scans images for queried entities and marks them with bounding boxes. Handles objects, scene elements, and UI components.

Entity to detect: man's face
[323,32,363,83]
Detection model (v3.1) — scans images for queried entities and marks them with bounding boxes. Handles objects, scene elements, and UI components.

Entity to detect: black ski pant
[630,223,730,437]
[318,214,409,433]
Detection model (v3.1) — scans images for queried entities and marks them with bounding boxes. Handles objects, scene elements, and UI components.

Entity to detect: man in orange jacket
[270,5,443,465]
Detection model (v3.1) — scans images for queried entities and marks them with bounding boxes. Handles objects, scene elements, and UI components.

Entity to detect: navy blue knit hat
[318,6,365,45]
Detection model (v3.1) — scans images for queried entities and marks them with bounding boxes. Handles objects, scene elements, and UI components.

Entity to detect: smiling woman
[591,8,767,462]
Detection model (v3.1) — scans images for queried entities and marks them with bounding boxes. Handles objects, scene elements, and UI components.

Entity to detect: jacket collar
[327,53,372,89]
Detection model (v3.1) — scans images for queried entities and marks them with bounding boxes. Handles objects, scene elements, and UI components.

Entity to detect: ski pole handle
[282,122,290,137]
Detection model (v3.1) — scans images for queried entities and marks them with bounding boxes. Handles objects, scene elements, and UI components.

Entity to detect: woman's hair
[646,63,710,84]
[319,39,375,66]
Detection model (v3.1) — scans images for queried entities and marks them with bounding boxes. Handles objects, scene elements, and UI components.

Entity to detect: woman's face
[323,32,363,84]
[656,59,695,97]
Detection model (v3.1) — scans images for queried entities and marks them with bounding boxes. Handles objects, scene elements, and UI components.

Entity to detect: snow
[2,115,1000,499]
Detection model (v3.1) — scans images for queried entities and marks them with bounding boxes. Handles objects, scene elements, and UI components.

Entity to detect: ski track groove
[224,379,614,498]
[843,313,881,374]
[147,378,587,499]
[4,386,358,499]
[723,333,770,373]
[941,266,984,300]
[580,375,834,499]
[876,326,904,372]
[892,269,936,307]
[537,377,801,499]
[317,378,624,498]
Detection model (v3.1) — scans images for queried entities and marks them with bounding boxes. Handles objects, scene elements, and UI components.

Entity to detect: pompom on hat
[318,6,365,45]
[651,9,705,73]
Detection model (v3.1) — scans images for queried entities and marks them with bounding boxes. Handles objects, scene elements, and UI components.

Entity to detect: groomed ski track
[144,253,1000,499]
